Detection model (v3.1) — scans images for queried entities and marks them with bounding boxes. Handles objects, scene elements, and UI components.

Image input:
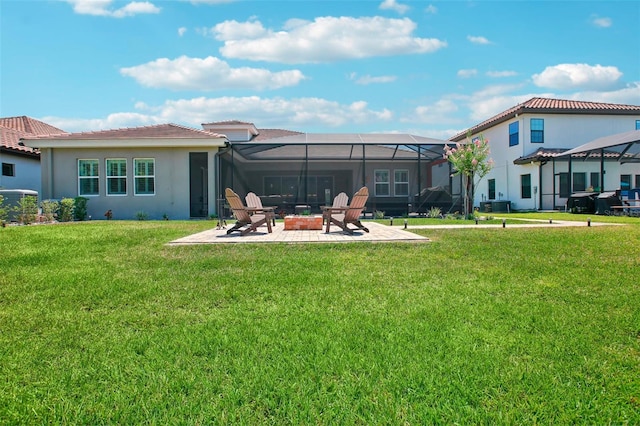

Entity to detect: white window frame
[374,170,390,196]
[78,159,100,196]
[106,158,127,196]
[394,169,409,197]
[134,158,155,196]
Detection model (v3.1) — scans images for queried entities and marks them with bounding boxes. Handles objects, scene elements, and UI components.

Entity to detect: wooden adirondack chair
[245,192,276,226]
[225,188,272,235]
[321,192,349,224]
[324,187,370,234]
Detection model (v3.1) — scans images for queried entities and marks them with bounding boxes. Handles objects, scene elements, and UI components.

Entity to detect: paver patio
[167,217,616,245]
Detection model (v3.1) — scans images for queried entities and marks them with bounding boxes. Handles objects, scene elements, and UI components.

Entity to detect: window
[572,172,586,192]
[620,174,631,192]
[394,170,409,196]
[106,159,127,195]
[531,118,544,143]
[509,122,519,146]
[374,170,390,196]
[636,120,640,130]
[488,179,496,200]
[78,159,99,196]
[2,162,15,177]
[134,158,155,195]
[521,174,531,199]
[636,175,640,189]
[559,173,569,198]
[590,172,600,191]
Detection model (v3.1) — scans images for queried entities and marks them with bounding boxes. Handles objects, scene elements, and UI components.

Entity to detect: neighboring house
[450,98,640,211]
[0,116,65,194]
[25,124,227,220]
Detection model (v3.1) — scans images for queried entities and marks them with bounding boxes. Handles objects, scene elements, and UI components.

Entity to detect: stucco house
[0,116,65,194]
[26,124,227,220]
[26,121,455,220]
[449,98,640,211]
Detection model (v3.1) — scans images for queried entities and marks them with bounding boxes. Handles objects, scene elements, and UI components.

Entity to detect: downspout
[362,144,366,188]
[538,161,543,211]
[552,157,557,210]
[600,148,605,191]
[304,144,308,204]
[214,143,231,217]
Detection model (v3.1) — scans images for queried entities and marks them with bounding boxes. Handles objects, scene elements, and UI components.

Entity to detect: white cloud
[66,0,160,17]
[467,35,491,45]
[532,63,622,90]
[178,27,187,37]
[407,99,460,126]
[486,70,518,78]
[457,69,477,78]
[591,15,612,28]
[567,82,640,106]
[350,73,397,85]
[120,56,306,91]
[213,16,447,64]
[379,0,410,15]
[40,113,163,133]
[424,4,438,14]
[43,96,393,132]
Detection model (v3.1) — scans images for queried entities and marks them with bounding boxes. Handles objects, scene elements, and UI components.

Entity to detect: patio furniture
[324,187,370,234]
[321,192,349,224]
[225,188,273,235]
[245,192,276,226]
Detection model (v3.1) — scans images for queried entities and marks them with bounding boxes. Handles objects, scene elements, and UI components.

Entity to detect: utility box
[0,189,38,222]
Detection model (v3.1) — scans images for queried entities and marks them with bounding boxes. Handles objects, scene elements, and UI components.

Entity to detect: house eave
[25,137,228,149]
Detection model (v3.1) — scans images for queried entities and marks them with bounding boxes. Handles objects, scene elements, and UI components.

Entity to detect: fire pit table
[284,215,323,230]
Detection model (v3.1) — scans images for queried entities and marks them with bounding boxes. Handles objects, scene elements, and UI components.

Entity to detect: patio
[168,221,429,244]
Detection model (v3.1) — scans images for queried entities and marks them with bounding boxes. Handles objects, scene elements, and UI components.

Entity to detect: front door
[189,152,208,218]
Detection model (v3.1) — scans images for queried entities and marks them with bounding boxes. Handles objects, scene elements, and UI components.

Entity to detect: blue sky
[1,0,638,139]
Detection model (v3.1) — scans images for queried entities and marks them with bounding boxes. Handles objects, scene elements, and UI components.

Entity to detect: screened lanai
[216,133,463,217]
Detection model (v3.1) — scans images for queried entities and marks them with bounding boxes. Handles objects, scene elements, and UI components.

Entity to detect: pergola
[559,129,640,194]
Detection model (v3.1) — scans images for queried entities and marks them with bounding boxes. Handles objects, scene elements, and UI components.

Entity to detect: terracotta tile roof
[202,119,254,126]
[0,116,66,156]
[0,116,65,135]
[513,148,569,164]
[253,128,304,141]
[22,123,226,141]
[450,97,640,141]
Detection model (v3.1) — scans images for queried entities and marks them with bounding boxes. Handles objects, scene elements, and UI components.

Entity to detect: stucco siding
[0,152,41,194]
[39,147,219,220]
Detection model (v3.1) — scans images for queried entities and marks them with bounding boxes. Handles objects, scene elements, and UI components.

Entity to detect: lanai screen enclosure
[215,133,463,218]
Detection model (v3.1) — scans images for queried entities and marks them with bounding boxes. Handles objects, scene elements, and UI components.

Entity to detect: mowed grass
[0,217,639,424]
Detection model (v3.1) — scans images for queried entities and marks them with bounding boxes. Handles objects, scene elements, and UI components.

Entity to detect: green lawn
[1,216,639,424]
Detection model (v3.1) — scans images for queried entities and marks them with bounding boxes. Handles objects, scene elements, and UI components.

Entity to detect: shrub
[41,200,59,222]
[15,195,38,225]
[374,210,385,219]
[58,198,75,222]
[427,207,442,218]
[0,195,7,224]
[135,211,148,221]
[74,197,89,221]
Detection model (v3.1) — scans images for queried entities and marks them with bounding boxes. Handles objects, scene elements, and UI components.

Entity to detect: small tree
[74,197,89,221]
[0,195,8,225]
[15,195,38,225]
[41,200,59,222]
[443,134,494,217]
[58,198,75,222]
